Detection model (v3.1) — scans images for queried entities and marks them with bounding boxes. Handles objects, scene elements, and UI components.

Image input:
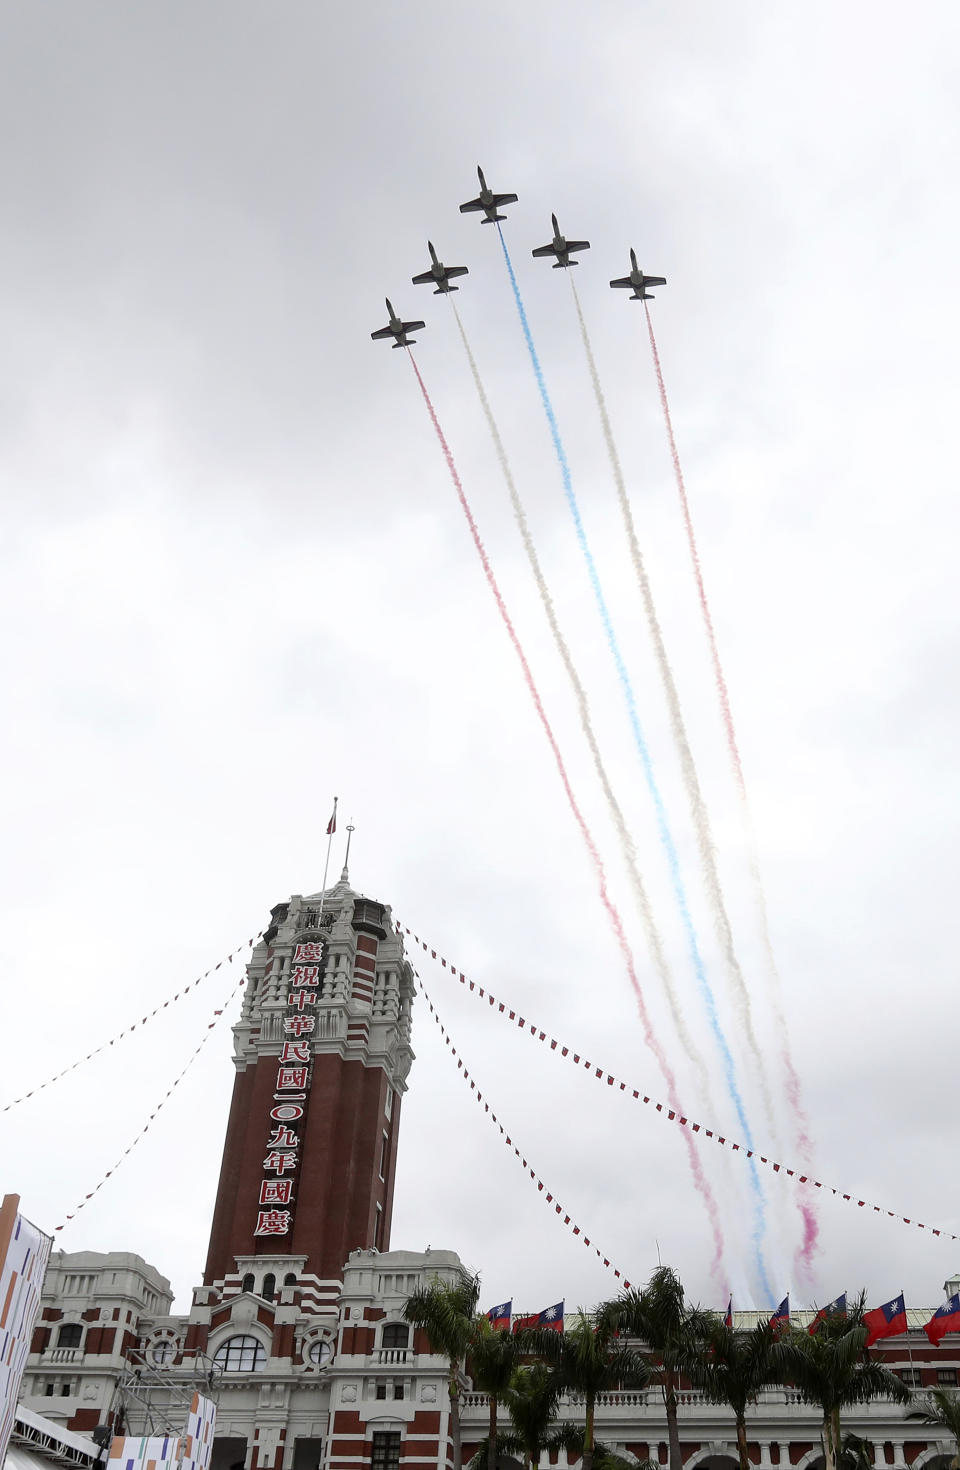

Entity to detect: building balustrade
[46,1348,81,1364]
[374,1348,409,1365]
[461,1385,911,1417]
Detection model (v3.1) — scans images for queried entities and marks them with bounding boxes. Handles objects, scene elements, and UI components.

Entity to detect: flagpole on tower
[317,797,339,922]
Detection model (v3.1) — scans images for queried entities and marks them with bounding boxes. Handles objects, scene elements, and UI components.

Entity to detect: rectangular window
[385,1089,393,1120]
[393,1384,404,1401]
[376,1384,387,1401]
[937,1369,958,1386]
[898,1369,923,1387]
[379,1133,389,1181]
[371,1432,401,1470]
[374,1206,384,1250]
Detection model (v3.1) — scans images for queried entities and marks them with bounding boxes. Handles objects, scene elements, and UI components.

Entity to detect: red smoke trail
[408,349,726,1275]
[643,306,820,1275]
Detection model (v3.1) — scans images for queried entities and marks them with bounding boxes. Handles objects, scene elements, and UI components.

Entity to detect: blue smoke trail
[496,224,774,1302]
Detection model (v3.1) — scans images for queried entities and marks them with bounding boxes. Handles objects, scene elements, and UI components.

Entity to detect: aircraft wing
[566,240,590,253]
[371,326,396,340]
[645,275,667,287]
[609,275,633,288]
[411,270,436,285]
[402,320,426,333]
[532,244,558,257]
[459,197,484,213]
[492,192,518,207]
[445,265,469,279]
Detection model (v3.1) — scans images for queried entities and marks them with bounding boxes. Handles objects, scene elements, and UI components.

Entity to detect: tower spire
[341,823,355,883]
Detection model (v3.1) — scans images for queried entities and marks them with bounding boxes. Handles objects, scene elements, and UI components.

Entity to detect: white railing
[48,1348,80,1364]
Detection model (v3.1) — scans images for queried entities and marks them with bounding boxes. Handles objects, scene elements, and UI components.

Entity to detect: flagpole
[317,797,339,923]
[904,1290,915,1387]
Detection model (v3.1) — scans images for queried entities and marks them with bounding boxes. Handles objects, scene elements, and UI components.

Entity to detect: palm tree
[779,1309,909,1470]
[686,1320,789,1470]
[468,1317,523,1470]
[542,1310,650,1470]
[906,1387,960,1468]
[606,1267,714,1470]
[404,1269,481,1470]
[502,1362,564,1470]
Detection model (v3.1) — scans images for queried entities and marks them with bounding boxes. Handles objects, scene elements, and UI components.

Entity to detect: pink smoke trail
[408,348,726,1276]
[643,305,819,1275]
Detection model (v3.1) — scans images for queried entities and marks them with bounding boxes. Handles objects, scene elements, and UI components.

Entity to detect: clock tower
[201,871,415,1313]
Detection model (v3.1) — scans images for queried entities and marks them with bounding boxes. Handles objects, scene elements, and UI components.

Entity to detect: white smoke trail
[642,303,820,1283]
[450,299,716,1109]
[568,276,781,1141]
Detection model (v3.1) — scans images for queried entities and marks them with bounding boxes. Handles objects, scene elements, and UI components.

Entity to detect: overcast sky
[3,0,960,1318]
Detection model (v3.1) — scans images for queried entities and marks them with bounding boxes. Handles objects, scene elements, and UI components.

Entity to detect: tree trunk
[665,1377,682,1470]
[821,1415,836,1470]
[487,1394,498,1470]
[583,1394,595,1470]
[735,1415,750,1470]
[449,1361,462,1470]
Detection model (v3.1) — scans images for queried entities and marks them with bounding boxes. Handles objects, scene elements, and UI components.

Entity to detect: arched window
[284,1273,297,1287]
[262,1274,276,1302]
[241,1274,255,1295]
[150,1341,175,1368]
[57,1323,83,1349]
[381,1323,408,1350]
[213,1335,267,1373]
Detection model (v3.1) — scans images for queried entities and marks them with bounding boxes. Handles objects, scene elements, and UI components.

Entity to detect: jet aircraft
[459,166,518,224]
[370,298,426,349]
[609,249,666,300]
[532,215,590,268]
[412,242,469,294]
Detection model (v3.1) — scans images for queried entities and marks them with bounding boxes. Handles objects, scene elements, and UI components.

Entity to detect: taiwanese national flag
[486,1300,512,1331]
[724,1296,733,1329]
[809,1293,847,1335]
[864,1293,907,1347]
[770,1296,790,1335]
[514,1301,564,1333]
[924,1293,960,1346]
[326,803,337,836]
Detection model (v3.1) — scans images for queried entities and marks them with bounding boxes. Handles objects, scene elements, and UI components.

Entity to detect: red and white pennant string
[3,933,264,1114]
[414,968,632,1288]
[55,972,247,1233]
[401,922,960,1246]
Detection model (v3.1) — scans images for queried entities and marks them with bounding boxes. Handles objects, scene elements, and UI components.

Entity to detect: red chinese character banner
[253,939,325,1237]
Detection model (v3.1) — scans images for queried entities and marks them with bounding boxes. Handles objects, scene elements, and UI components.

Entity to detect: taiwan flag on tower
[770,1296,790,1336]
[864,1294,907,1347]
[486,1301,512,1331]
[724,1296,733,1329]
[924,1294,960,1346]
